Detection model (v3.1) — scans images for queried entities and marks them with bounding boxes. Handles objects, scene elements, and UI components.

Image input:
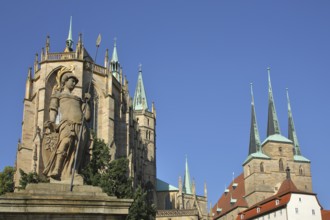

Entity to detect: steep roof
[183,157,192,194]
[248,83,261,155]
[156,178,178,192]
[212,173,248,219]
[133,66,149,111]
[267,68,281,136]
[322,210,330,220]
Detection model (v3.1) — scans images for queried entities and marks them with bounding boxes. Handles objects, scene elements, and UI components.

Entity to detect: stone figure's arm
[83,93,91,122]
[49,96,59,123]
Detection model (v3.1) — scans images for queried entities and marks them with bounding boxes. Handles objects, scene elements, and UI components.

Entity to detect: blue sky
[0,0,329,209]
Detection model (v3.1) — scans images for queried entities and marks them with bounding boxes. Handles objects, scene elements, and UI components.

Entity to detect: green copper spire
[287,89,301,155]
[133,65,149,110]
[110,38,120,81]
[111,38,118,62]
[249,83,261,155]
[267,68,281,136]
[65,16,73,51]
[183,156,192,194]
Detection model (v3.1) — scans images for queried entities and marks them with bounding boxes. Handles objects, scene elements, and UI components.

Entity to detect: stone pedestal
[0,183,132,220]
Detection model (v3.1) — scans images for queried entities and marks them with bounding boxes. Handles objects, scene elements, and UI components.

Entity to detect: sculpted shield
[42,131,59,167]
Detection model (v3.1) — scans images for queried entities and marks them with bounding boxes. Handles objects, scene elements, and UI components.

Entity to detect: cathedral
[14,19,209,219]
[15,18,156,199]
[211,70,329,220]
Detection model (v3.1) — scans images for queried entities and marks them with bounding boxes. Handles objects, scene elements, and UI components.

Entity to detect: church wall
[262,141,294,159]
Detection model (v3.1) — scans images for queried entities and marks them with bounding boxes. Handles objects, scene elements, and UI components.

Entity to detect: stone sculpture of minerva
[43,66,91,181]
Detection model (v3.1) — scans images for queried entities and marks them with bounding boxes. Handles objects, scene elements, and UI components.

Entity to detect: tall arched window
[186,200,191,209]
[279,159,284,171]
[260,162,264,173]
[89,86,99,136]
[247,165,251,176]
[165,194,171,210]
[299,165,304,176]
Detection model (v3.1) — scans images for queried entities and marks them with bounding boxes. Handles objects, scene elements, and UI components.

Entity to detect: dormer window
[217,208,222,213]
[257,207,260,213]
[275,199,280,205]
[232,183,238,189]
[230,198,237,204]
[240,214,244,219]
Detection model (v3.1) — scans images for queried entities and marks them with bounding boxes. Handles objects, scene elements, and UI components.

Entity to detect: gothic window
[165,194,171,210]
[279,159,284,171]
[299,165,304,176]
[260,162,264,173]
[186,201,191,209]
[89,86,99,136]
[247,165,251,176]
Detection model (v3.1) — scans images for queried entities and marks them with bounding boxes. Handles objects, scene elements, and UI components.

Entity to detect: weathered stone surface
[0,183,132,220]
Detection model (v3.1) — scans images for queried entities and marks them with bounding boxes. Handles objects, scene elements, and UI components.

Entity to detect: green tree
[19,169,48,189]
[126,185,156,220]
[100,157,133,198]
[82,138,133,198]
[82,138,109,186]
[0,166,15,195]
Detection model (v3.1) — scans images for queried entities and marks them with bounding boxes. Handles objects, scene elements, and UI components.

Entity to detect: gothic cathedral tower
[15,19,157,202]
[132,65,157,202]
[243,69,312,206]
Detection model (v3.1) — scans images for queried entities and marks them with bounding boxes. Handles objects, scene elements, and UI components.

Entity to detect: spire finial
[248,82,261,155]
[133,67,149,110]
[139,63,142,72]
[104,48,109,68]
[111,38,119,62]
[267,67,281,136]
[287,89,302,155]
[183,155,192,194]
[65,16,74,51]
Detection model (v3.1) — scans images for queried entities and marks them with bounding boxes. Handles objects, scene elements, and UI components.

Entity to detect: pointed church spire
[110,38,120,81]
[65,16,73,52]
[249,83,262,155]
[25,67,32,100]
[267,68,281,136]
[287,89,302,155]
[111,38,118,62]
[133,64,149,111]
[183,156,193,194]
[204,182,208,198]
[104,48,109,68]
[45,35,50,55]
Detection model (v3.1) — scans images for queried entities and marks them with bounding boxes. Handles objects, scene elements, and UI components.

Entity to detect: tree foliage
[83,137,156,218]
[0,166,15,195]
[19,169,48,189]
[82,138,133,198]
[126,185,156,220]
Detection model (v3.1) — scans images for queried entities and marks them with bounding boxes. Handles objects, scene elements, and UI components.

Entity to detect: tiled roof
[212,173,248,219]
[322,210,330,220]
[236,194,291,220]
[237,178,316,220]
